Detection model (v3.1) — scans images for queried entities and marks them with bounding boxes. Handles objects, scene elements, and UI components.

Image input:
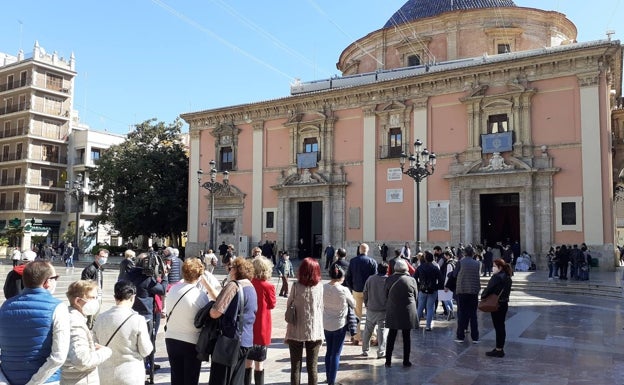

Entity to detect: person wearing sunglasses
[0,260,71,385]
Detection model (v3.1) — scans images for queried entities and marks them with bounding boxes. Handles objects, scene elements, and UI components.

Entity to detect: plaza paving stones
[1,258,623,384]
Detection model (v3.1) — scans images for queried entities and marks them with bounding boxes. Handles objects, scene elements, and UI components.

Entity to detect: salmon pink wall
[429,94,468,155]
[375,163,414,240]
[334,111,363,162]
[530,77,579,145]
[265,122,290,168]
[345,163,363,241]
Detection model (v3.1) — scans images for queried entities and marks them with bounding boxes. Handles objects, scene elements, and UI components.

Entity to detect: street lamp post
[400,139,436,252]
[197,160,229,251]
[65,173,91,255]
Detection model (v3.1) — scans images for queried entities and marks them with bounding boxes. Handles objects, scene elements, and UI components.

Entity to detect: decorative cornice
[577,71,600,87]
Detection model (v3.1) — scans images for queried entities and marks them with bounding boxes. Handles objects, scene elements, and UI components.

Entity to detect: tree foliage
[90,119,189,243]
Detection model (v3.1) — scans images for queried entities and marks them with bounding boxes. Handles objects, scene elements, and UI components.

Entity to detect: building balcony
[0,152,26,162]
[0,177,25,187]
[0,77,31,93]
[378,144,408,159]
[28,177,62,188]
[0,102,30,116]
[0,126,27,139]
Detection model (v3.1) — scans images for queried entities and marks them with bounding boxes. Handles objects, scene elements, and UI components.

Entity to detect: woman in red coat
[245,256,277,385]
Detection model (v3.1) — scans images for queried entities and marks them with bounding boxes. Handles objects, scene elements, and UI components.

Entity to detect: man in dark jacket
[345,243,377,344]
[127,252,168,372]
[414,251,441,330]
[454,245,481,343]
[81,248,109,302]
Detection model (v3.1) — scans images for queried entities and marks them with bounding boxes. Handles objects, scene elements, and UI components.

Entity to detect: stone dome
[384,0,517,28]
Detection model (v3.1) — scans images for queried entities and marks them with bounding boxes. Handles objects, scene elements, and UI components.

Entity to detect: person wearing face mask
[81,249,109,302]
[481,258,513,358]
[61,280,112,384]
[0,260,71,385]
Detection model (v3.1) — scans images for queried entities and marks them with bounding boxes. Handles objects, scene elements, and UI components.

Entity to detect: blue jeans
[417,291,437,328]
[324,327,347,385]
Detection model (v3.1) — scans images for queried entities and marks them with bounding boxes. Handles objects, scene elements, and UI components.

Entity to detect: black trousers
[385,329,411,364]
[456,294,479,341]
[490,302,509,349]
[166,338,202,385]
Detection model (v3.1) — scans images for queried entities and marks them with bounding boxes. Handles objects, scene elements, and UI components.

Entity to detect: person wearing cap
[383,258,418,368]
[3,248,37,299]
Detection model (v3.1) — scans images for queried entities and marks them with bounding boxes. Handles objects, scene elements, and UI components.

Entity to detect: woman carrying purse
[481,258,513,358]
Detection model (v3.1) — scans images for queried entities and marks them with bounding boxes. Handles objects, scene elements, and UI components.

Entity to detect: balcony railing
[0,201,66,212]
[29,177,61,188]
[0,152,26,162]
[0,102,30,116]
[0,126,27,139]
[0,77,31,92]
[378,144,408,159]
[30,154,68,164]
[0,177,25,186]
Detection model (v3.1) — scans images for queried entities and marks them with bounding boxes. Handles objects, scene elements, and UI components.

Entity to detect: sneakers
[472,340,480,344]
[403,361,412,367]
[361,351,369,357]
[454,338,464,343]
[425,327,432,331]
[485,348,505,357]
[377,352,386,359]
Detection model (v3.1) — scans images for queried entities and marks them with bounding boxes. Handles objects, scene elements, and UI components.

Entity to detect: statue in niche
[481,152,512,171]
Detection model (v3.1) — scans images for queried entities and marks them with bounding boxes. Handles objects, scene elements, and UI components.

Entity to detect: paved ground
[1,258,624,385]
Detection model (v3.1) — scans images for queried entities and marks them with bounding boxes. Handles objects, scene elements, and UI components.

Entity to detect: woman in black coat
[383,258,418,368]
[481,258,513,358]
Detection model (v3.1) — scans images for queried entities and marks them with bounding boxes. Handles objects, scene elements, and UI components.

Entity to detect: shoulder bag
[164,285,195,332]
[212,281,243,367]
[478,286,504,312]
[104,313,135,346]
[284,283,297,324]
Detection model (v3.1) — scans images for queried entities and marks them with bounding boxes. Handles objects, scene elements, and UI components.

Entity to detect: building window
[407,55,421,67]
[388,127,403,157]
[14,168,21,184]
[220,220,234,234]
[40,192,56,211]
[42,145,59,163]
[555,197,582,232]
[497,44,511,54]
[263,208,276,233]
[6,75,14,90]
[20,71,27,87]
[46,73,63,92]
[12,192,19,210]
[488,114,509,133]
[220,146,233,171]
[303,137,318,153]
[91,148,101,162]
[561,202,576,226]
[15,143,22,160]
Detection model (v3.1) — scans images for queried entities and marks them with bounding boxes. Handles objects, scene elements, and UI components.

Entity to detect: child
[276,251,294,297]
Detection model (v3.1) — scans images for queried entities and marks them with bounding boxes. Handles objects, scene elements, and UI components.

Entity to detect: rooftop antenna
[606,30,616,41]
[17,20,23,51]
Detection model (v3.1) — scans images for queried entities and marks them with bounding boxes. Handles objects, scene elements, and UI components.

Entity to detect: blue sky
[0,1,621,135]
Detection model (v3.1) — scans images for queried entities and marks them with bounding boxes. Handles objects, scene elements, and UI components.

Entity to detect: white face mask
[98,257,108,265]
[80,298,100,316]
[492,266,500,274]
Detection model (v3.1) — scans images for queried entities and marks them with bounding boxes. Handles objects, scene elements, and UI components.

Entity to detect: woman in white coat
[93,280,153,385]
[61,280,112,385]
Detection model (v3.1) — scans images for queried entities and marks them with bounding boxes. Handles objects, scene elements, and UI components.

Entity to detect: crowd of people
[0,238,533,385]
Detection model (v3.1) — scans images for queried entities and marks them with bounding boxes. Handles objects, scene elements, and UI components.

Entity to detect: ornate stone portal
[445,152,559,264]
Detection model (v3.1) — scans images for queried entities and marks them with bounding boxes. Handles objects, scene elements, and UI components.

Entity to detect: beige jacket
[284,281,324,342]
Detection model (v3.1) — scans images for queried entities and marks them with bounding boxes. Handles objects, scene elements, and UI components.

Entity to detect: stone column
[464,189,473,244]
[524,185,535,256]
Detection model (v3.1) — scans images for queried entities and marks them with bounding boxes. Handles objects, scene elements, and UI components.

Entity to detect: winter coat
[384,273,419,330]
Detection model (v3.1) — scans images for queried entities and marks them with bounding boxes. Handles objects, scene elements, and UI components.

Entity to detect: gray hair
[394,258,408,273]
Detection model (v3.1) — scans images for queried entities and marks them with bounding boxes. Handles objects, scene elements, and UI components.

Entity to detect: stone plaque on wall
[386,189,403,203]
[428,201,449,231]
[387,168,402,181]
[349,207,360,229]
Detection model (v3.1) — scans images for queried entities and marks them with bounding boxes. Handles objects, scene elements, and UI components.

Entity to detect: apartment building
[0,41,75,250]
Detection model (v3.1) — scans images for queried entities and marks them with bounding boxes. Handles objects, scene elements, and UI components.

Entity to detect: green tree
[90,118,189,246]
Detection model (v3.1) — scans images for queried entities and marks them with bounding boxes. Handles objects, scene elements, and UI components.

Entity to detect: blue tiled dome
[384,0,517,28]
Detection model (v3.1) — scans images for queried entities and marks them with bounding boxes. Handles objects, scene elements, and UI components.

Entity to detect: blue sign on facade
[297,152,318,169]
[481,132,513,153]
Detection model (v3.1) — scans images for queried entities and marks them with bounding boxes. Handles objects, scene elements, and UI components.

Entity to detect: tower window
[488,114,509,133]
[407,55,421,67]
[497,44,510,54]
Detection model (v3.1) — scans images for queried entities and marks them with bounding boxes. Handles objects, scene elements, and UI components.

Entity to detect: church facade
[182,0,623,269]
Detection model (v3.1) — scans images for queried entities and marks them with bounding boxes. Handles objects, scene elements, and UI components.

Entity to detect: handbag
[478,287,504,312]
[246,344,267,361]
[284,283,297,324]
[212,281,244,367]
